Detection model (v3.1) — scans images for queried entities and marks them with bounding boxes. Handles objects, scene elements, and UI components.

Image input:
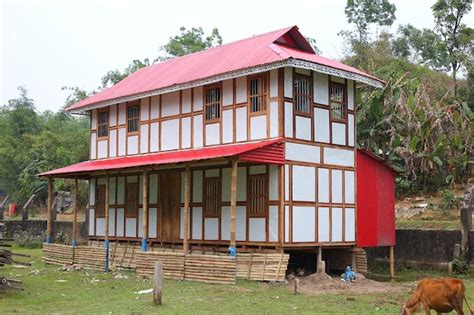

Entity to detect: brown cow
[401,278,474,315]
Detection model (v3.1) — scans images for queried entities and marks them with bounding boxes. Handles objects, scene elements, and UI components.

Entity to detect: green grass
[1,247,473,314]
[396,219,460,230]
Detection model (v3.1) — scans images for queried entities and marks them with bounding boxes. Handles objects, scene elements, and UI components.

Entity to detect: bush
[54,231,69,244]
[438,189,458,211]
[452,257,469,274]
[13,229,45,248]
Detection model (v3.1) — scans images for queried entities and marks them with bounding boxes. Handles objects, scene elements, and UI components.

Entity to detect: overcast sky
[1,0,473,112]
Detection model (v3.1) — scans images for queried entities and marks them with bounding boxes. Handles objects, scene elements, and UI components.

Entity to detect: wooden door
[159,171,180,241]
[96,185,106,218]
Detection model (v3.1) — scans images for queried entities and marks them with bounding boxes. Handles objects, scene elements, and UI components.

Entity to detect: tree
[161,27,222,58]
[101,59,151,88]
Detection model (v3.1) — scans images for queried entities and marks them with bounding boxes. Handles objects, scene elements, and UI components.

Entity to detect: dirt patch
[288,272,415,295]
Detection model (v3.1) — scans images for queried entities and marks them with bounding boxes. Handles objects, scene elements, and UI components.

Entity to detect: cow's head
[400,300,422,314]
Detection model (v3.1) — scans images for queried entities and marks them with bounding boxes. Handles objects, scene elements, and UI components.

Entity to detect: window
[95,185,106,218]
[294,75,312,114]
[248,174,267,216]
[204,85,221,122]
[127,103,140,133]
[249,75,267,113]
[204,177,221,216]
[97,110,109,137]
[330,82,346,120]
[125,183,138,217]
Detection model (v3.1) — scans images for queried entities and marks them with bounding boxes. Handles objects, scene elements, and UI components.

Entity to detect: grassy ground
[1,247,474,314]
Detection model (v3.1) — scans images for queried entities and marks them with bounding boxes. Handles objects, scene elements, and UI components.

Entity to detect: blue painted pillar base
[71,239,77,247]
[141,239,147,252]
[228,246,237,257]
[104,240,110,272]
[46,235,52,244]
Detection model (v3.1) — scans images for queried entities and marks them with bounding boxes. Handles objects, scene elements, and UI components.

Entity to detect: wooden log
[143,170,148,250]
[230,159,238,248]
[46,177,53,243]
[183,165,190,254]
[389,246,395,279]
[153,261,163,305]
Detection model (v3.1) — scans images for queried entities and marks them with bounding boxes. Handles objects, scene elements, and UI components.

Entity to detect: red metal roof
[67,26,383,112]
[39,138,284,177]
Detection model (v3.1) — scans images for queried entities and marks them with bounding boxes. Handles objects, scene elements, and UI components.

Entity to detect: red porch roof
[39,138,284,178]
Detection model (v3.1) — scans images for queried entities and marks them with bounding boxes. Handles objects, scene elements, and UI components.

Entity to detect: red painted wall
[356,151,395,247]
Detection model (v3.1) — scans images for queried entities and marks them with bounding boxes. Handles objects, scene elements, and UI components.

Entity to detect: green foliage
[161,27,222,58]
[13,229,45,248]
[438,189,459,210]
[452,256,470,274]
[101,59,151,88]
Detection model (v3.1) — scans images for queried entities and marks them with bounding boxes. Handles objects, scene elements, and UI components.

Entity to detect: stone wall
[3,220,87,241]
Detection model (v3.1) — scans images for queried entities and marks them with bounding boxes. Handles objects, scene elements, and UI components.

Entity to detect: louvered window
[249,75,267,113]
[127,103,140,133]
[205,85,221,122]
[330,82,346,120]
[204,177,221,216]
[294,75,312,114]
[97,110,109,137]
[248,174,267,216]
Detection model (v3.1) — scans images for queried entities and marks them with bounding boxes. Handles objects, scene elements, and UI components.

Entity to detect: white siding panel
[150,96,160,119]
[204,218,219,240]
[314,107,330,143]
[284,165,290,201]
[149,174,158,204]
[331,170,343,203]
[180,207,184,239]
[109,177,116,204]
[181,117,191,149]
[116,208,124,237]
[96,218,105,236]
[249,218,266,242]
[109,129,117,158]
[192,207,203,240]
[118,103,126,125]
[347,80,354,110]
[89,179,96,206]
[205,123,220,146]
[221,206,230,240]
[348,114,355,147]
[269,165,278,201]
[88,209,95,236]
[193,115,203,148]
[250,115,267,140]
[332,207,343,242]
[109,105,117,127]
[284,67,293,98]
[331,76,345,84]
[270,69,278,97]
[314,72,329,105]
[237,167,246,202]
[332,122,346,146]
[221,168,231,202]
[318,207,330,242]
[345,171,355,204]
[223,79,233,106]
[108,208,116,236]
[324,148,354,167]
[90,133,97,159]
[235,76,247,103]
[222,110,233,143]
[117,177,125,204]
[149,207,157,238]
[118,128,126,156]
[249,165,266,175]
[150,122,159,152]
[236,206,246,241]
[292,165,315,202]
[161,119,179,151]
[345,208,355,242]
[270,101,279,137]
[295,116,311,140]
[91,110,97,130]
[295,68,311,75]
[293,206,315,242]
[161,91,180,117]
[269,205,279,242]
[285,206,290,242]
[236,107,247,141]
[285,142,320,163]
[192,170,203,203]
[205,169,219,177]
[140,124,149,153]
[97,140,108,159]
[140,98,149,121]
[284,102,293,137]
[318,168,329,203]
[138,208,143,238]
[127,135,138,155]
[182,89,192,113]
[193,86,203,111]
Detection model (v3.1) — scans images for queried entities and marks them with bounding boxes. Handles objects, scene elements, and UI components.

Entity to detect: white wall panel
[332,122,346,146]
[140,124,149,153]
[180,207,184,239]
[285,142,320,163]
[284,165,290,201]
[205,123,220,145]
[205,169,219,177]
[249,165,266,175]
[223,79,233,106]
[138,208,143,238]
[222,110,233,143]
[237,167,246,202]
[90,133,97,159]
[161,119,179,151]
[181,117,191,149]
[324,148,355,167]
[269,205,279,242]
[314,72,329,105]
[318,168,329,203]
[236,206,246,241]
[97,140,108,159]
[204,218,219,240]
[236,107,247,141]
[269,165,278,201]
[150,122,159,152]
[116,208,124,237]
[284,67,293,98]
[318,207,330,242]
[348,114,355,147]
[89,179,96,206]
[127,135,139,155]
[284,102,293,137]
[347,80,354,110]
[270,101,279,138]
[192,207,202,240]
[108,208,116,236]
[345,208,355,242]
[149,207,157,238]
[182,89,192,113]
[331,170,343,203]
[125,219,136,237]
[250,115,267,140]
[221,206,230,240]
[96,218,105,236]
[332,207,343,242]
[117,177,125,204]
[293,206,315,242]
[295,68,311,75]
[192,170,203,203]
[109,177,116,204]
[236,76,247,103]
[285,206,290,242]
[118,103,126,125]
[109,105,117,127]
[193,115,203,148]
[295,116,311,140]
[150,96,160,119]
[161,91,180,117]
[97,178,106,185]
[193,86,203,111]
[88,209,95,236]
[149,174,158,204]
[91,109,97,130]
[345,171,355,204]
[139,175,143,203]
[314,107,330,143]
[140,98,149,121]
[118,128,126,156]
[270,69,278,98]
[331,76,345,84]
[292,165,315,201]
[249,218,266,242]
[109,129,117,157]
[221,168,231,202]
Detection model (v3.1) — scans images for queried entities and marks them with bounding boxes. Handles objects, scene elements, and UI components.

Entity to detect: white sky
[1,0,473,112]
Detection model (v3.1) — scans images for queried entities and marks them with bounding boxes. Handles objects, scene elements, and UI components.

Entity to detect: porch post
[229,159,238,255]
[183,165,191,254]
[279,164,284,251]
[104,174,110,272]
[142,170,149,252]
[46,176,53,244]
[72,176,78,247]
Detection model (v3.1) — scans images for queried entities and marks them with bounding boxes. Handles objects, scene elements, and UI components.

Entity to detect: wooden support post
[0,195,9,221]
[183,165,190,254]
[317,246,326,274]
[105,174,110,272]
[72,177,78,247]
[351,248,357,272]
[22,194,35,221]
[389,246,395,279]
[278,164,284,251]
[142,170,149,252]
[229,159,238,252]
[153,261,163,305]
[46,176,53,243]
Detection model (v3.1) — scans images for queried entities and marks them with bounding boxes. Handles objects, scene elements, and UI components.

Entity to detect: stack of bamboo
[1,238,29,290]
[236,253,289,282]
[109,242,140,269]
[184,254,236,285]
[74,246,107,271]
[325,248,368,274]
[355,248,368,274]
[135,251,185,280]
[42,243,74,265]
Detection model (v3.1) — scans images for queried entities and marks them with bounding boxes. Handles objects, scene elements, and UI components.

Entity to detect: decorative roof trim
[68,59,384,114]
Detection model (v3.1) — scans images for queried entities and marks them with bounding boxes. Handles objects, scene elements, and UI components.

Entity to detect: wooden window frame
[247,173,268,218]
[95,184,106,218]
[126,101,140,135]
[248,73,269,116]
[97,109,109,139]
[125,182,138,218]
[203,176,221,217]
[293,73,313,117]
[203,83,222,124]
[329,81,347,123]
